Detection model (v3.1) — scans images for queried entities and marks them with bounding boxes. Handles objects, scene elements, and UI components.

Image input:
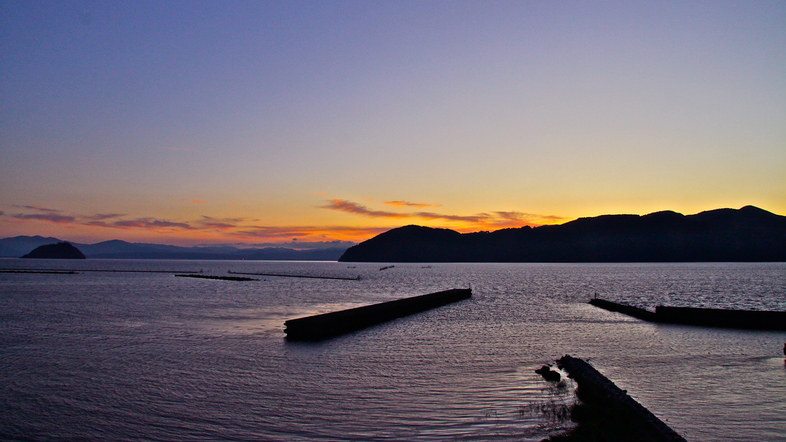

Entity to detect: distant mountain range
[0,237,351,261]
[339,206,786,262]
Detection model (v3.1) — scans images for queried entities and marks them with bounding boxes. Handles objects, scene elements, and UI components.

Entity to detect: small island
[21,242,86,259]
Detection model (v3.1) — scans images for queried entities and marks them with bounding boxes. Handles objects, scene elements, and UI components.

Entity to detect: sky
[1,1,784,247]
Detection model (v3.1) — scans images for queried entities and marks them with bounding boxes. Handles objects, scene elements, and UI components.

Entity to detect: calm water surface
[1,260,784,441]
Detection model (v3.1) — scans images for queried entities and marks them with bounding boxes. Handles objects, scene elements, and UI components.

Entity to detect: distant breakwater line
[0,267,201,274]
[228,270,361,281]
[553,355,687,442]
[284,288,472,341]
[590,298,786,330]
[175,274,258,281]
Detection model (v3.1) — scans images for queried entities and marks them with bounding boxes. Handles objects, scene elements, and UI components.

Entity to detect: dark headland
[21,242,86,259]
[340,206,786,262]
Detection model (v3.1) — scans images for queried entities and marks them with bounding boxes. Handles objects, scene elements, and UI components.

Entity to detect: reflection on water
[0,260,784,441]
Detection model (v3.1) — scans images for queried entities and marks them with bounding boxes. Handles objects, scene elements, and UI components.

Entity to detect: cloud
[13,205,63,214]
[384,200,441,209]
[493,211,565,224]
[191,199,207,205]
[322,198,564,229]
[10,213,77,223]
[197,216,246,230]
[85,213,126,221]
[3,199,564,246]
[109,218,195,230]
[4,203,386,243]
[325,199,494,224]
[323,199,409,219]
[414,211,489,223]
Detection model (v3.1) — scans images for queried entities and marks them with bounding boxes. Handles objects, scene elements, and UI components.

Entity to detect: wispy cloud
[323,199,410,219]
[10,213,77,223]
[85,213,126,221]
[197,216,246,230]
[111,218,196,230]
[322,199,564,229]
[1,204,383,243]
[413,211,488,223]
[384,200,441,209]
[5,205,197,231]
[493,211,565,225]
[1,200,564,245]
[14,205,63,214]
[191,199,207,205]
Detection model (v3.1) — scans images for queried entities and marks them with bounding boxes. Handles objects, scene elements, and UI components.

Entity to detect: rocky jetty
[21,242,86,259]
[549,355,687,442]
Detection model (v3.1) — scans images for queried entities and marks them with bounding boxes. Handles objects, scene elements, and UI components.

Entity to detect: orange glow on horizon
[4,198,782,247]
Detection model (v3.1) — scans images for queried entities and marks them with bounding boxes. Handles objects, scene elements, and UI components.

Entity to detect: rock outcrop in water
[339,206,786,262]
[21,242,86,259]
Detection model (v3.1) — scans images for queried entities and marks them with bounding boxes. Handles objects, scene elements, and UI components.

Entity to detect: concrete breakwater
[175,274,258,281]
[284,288,471,341]
[656,306,786,330]
[556,355,687,442]
[228,270,360,281]
[590,298,786,330]
[588,298,657,321]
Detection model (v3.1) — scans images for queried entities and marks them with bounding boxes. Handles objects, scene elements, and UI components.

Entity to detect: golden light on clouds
[384,201,441,209]
[322,199,564,232]
[0,198,568,245]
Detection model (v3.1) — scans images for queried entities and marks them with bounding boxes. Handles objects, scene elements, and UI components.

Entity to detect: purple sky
[1,1,784,245]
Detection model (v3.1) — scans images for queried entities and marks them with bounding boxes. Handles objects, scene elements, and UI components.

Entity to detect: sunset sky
[2,1,784,247]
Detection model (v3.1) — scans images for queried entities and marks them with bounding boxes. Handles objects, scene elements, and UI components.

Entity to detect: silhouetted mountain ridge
[0,237,350,260]
[339,206,786,262]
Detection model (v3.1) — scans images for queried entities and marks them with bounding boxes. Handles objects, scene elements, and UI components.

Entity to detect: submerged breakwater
[284,288,472,341]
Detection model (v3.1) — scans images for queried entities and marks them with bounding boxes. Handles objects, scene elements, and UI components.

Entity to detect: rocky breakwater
[550,355,687,442]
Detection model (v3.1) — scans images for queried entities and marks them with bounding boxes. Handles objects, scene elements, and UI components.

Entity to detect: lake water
[1,260,784,441]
